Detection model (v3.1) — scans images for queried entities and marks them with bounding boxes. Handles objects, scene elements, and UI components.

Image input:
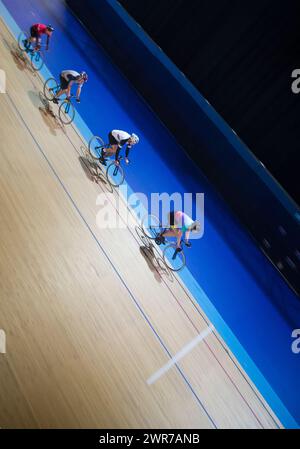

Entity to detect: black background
[0,428,294,444]
[120,0,300,205]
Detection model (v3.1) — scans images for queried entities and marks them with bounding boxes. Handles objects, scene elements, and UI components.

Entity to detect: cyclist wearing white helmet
[24,23,54,51]
[100,130,139,166]
[52,70,88,104]
[159,211,200,251]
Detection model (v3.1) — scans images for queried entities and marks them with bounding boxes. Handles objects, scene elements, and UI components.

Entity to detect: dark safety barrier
[67,0,300,296]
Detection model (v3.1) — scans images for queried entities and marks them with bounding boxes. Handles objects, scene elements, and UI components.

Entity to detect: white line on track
[147,325,214,385]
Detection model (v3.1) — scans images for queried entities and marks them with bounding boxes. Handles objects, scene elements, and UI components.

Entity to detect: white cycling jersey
[174,211,194,231]
[111,130,131,143]
[61,70,80,82]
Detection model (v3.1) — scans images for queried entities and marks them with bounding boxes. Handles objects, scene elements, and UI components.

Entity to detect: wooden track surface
[0,19,282,428]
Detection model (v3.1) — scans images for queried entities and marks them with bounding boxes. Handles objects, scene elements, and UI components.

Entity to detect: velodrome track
[0,19,283,428]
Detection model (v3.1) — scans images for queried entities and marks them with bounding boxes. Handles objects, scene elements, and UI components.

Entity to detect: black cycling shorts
[168,211,175,227]
[60,75,69,90]
[30,26,39,39]
[108,132,118,146]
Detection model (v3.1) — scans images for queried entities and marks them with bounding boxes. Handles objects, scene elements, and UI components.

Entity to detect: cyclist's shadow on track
[1,36,11,51]
[135,226,173,283]
[2,37,24,71]
[10,48,27,71]
[38,104,62,136]
[5,38,26,72]
[8,39,36,74]
[139,245,165,284]
[2,36,17,56]
[78,146,113,192]
[27,90,63,136]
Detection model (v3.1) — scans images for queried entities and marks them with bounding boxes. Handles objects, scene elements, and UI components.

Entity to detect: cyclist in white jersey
[159,211,200,251]
[100,129,139,166]
[52,70,88,104]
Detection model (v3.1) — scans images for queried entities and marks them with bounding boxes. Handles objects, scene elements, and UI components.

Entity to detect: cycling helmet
[47,25,54,32]
[131,133,139,144]
[80,71,88,82]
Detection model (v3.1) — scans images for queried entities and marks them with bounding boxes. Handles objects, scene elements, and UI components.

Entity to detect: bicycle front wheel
[88,136,105,160]
[43,78,59,101]
[31,50,44,71]
[141,214,162,240]
[18,31,29,51]
[106,161,125,187]
[59,100,75,125]
[163,244,186,272]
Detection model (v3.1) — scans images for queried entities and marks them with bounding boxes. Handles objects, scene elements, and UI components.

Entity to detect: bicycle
[43,78,76,125]
[17,31,45,71]
[88,135,126,187]
[141,214,189,272]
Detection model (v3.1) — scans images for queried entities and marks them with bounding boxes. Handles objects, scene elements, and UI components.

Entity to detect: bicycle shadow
[78,155,99,184]
[28,89,43,108]
[27,90,63,136]
[1,36,12,51]
[135,226,173,283]
[2,36,21,61]
[139,245,163,283]
[2,37,25,71]
[10,48,27,72]
[78,146,113,192]
[7,39,37,75]
[38,105,62,136]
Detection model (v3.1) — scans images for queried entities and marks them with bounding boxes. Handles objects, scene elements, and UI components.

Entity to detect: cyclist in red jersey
[24,24,54,51]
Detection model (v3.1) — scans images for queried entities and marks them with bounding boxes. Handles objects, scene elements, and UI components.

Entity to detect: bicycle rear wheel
[43,78,59,101]
[88,136,105,160]
[59,100,75,125]
[163,244,186,272]
[106,161,125,187]
[31,50,44,71]
[141,214,162,240]
[18,31,29,51]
